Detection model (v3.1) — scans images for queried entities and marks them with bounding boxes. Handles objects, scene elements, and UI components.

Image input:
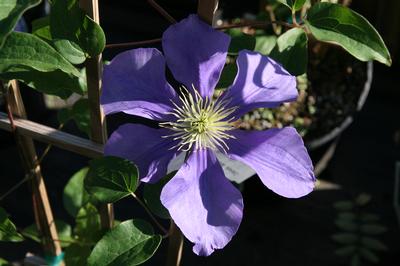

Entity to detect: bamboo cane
[2,81,64,265]
[79,0,114,229]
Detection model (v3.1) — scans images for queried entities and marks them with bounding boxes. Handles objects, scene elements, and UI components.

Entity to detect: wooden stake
[79,0,114,229]
[166,221,184,266]
[197,0,219,25]
[0,112,103,158]
[4,81,63,264]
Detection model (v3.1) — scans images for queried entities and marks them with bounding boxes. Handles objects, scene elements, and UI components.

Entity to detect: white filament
[160,86,237,153]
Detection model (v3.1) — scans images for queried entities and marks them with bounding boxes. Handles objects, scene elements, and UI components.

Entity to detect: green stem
[292,10,300,27]
[0,124,64,202]
[147,0,177,24]
[0,174,32,201]
[104,20,295,49]
[130,193,168,234]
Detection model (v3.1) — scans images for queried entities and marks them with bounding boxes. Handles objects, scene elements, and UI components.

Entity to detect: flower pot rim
[305,61,374,150]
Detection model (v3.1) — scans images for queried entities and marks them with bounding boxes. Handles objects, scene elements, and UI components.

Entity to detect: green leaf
[335,245,356,257]
[21,225,40,243]
[58,98,91,135]
[0,0,41,47]
[143,172,176,219]
[71,99,91,136]
[0,67,84,99]
[74,203,103,243]
[78,15,106,57]
[32,16,51,41]
[277,0,307,11]
[338,212,356,221]
[22,220,73,248]
[64,244,92,266]
[270,27,308,76]
[63,167,91,217]
[50,0,86,64]
[216,63,237,89]
[355,193,371,206]
[50,0,105,58]
[333,201,354,211]
[293,0,306,11]
[53,39,86,65]
[0,207,23,242]
[50,0,82,40]
[85,156,139,203]
[254,35,277,55]
[57,98,91,135]
[360,213,380,222]
[351,254,361,266]
[58,108,71,124]
[359,248,380,263]
[331,233,357,244]
[360,237,388,251]
[87,219,162,266]
[277,0,293,10]
[360,224,387,235]
[0,32,84,98]
[228,29,256,55]
[335,219,357,232]
[0,32,81,76]
[305,2,392,66]
[0,258,8,266]
[77,67,88,92]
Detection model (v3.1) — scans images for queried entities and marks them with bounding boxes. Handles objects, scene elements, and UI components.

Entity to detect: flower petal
[104,124,178,183]
[161,149,243,256]
[226,128,315,198]
[162,14,230,98]
[101,48,178,120]
[223,50,297,117]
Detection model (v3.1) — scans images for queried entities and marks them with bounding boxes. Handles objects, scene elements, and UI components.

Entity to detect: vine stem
[36,123,64,164]
[105,38,162,49]
[130,193,168,234]
[147,0,177,24]
[104,20,295,49]
[266,5,280,35]
[1,80,60,202]
[0,123,64,202]
[291,10,300,27]
[217,20,294,30]
[0,174,31,201]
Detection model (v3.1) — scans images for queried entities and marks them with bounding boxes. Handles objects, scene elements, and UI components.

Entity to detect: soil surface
[239,44,368,142]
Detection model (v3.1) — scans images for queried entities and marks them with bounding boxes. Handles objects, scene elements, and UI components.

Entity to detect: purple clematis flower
[101,14,315,256]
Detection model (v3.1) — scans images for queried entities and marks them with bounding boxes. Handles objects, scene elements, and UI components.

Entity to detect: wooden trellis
[0,0,219,265]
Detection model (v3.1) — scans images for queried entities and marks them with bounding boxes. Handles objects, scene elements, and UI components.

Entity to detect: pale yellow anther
[160,85,237,153]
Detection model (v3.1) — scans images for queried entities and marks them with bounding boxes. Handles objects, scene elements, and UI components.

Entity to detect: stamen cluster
[160,86,237,152]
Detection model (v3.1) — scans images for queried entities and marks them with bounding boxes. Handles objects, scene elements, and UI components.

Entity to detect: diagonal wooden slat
[0,111,103,158]
[2,81,64,264]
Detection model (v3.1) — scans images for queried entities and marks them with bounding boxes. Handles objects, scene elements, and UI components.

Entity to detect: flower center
[160,86,237,152]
